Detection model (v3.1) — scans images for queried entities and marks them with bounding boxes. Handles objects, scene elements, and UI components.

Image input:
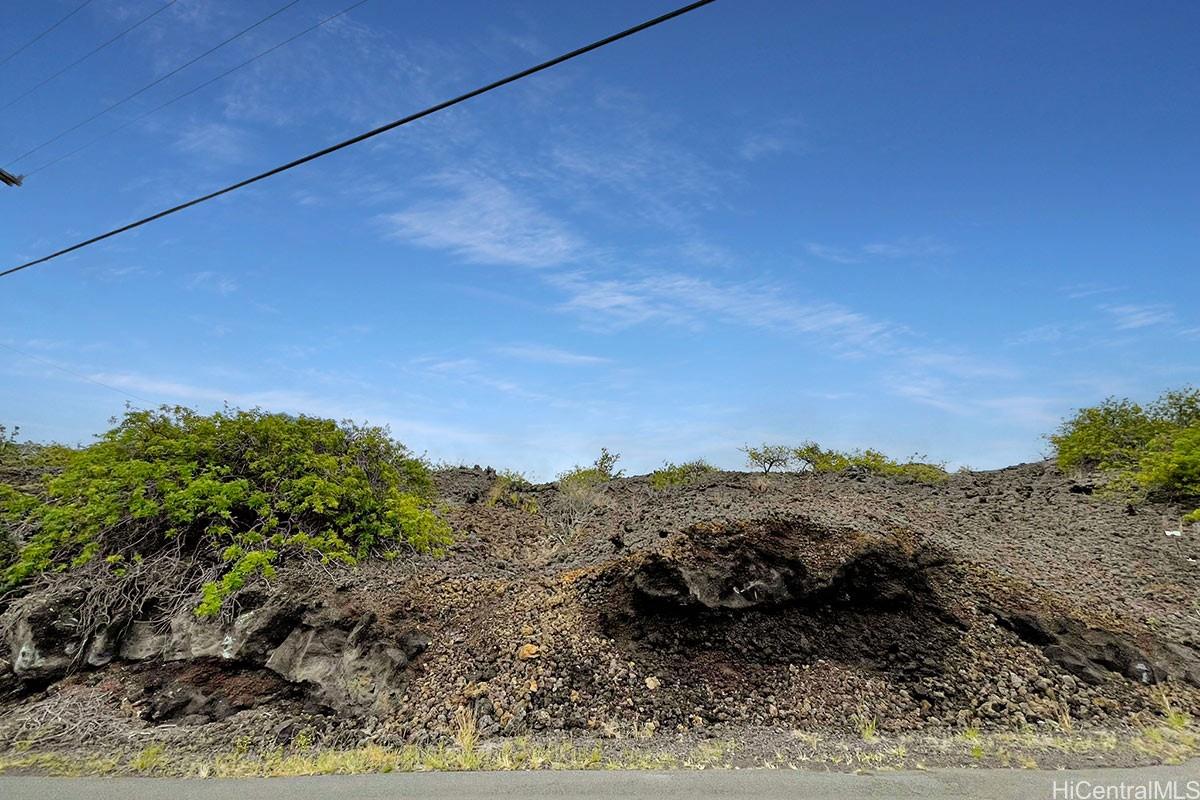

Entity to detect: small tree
[740,444,794,473]
[0,423,17,456]
[594,447,624,479]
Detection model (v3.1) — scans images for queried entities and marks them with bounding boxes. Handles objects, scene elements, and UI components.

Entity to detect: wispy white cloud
[804,243,862,265]
[899,350,1018,381]
[494,343,610,366]
[978,395,1063,428]
[739,132,795,162]
[886,375,972,414]
[1007,324,1067,346]
[737,117,805,162]
[550,271,896,350]
[380,172,582,268]
[1100,303,1176,330]
[174,121,251,163]
[88,370,494,446]
[672,239,739,268]
[542,88,728,232]
[885,374,1059,427]
[806,236,952,265]
[418,357,480,376]
[1063,282,1123,299]
[187,271,238,295]
[88,371,310,408]
[411,355,548,401]
[861,238,951,259]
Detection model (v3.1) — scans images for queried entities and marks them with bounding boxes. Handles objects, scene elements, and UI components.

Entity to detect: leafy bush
[792,441,850,473]
[889,460,951,483]
[485,469,539,514]
[1,426,75,572]
[648,459,715,490]
[1149,388,1200,428]
[739,444,794,473]
[1049,387,1200,521]
[0,406,450,616]
[812,445,948,483]
[843,448,948,483]
[742,440,947,483]
[556,447,624,488]
[1137,424,1200,522]
[1050,399,1164,471]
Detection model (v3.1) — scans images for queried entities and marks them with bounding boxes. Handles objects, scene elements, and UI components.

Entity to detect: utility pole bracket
[0,168,24,187]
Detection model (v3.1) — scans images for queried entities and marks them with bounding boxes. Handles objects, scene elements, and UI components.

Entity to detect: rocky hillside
[1,461,1198,770]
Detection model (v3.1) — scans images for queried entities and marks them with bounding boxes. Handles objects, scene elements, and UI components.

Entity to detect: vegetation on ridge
[740,441,949,483]
[0,406,450,616]
[1049,386,1200,521]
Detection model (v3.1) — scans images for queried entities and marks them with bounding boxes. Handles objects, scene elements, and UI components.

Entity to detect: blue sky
[2,0,1197,478]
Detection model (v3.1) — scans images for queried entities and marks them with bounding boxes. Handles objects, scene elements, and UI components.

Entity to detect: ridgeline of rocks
[1,461,1198,763]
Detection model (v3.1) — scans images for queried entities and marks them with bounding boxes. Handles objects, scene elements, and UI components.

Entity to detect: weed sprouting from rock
[549,449,623,541]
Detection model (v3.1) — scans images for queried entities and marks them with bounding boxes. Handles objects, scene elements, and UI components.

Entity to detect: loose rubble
[1,461,1197,767]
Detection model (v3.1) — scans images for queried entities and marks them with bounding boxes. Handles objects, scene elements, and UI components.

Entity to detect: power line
[0,0,96,68]
[0,341,149,403]
[2,0,179,113]
[0,0,718,280]
[25,0,373,179]
[5,0,304,169]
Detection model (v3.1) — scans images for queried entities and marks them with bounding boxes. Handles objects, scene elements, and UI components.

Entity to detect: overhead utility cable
[0,0,97,68]
[2,0,180,112]
[25,0,372,178]
[0,0,718,279]
[5,0,303,168]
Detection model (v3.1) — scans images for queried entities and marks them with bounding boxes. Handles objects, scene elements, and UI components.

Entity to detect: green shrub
[792,441,850,473]
[846,449,948,483]
[881,458,950,484]
[1148,388,1200,428]
[1049,398,1167,471]
[557,448,624,488]
[1135,423,1200,522]
[485,470,539,514]
[791,441,947,483]
[648,459,715,490]
[740,440,947,482]
[1049,387,1200,520]
[0,406,450,616]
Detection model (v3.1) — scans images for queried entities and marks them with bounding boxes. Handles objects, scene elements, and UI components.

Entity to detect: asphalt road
[3,763,1199,800]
